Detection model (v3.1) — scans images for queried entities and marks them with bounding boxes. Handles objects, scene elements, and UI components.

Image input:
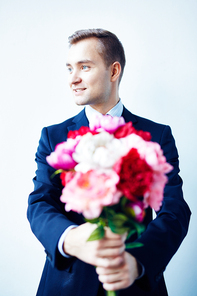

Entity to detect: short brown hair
[68,29,126,82]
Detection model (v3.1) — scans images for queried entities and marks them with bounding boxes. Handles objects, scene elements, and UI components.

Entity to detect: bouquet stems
[106,290,117,296]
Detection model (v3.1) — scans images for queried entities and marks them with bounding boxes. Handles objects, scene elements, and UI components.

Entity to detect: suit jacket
[27,107,191,296]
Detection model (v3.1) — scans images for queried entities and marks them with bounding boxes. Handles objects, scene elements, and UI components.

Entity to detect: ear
[111,62,121,82]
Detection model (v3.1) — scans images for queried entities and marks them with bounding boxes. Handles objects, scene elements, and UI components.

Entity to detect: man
[27,29,191,296]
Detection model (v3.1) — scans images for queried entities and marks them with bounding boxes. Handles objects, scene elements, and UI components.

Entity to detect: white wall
[0,1,196,295]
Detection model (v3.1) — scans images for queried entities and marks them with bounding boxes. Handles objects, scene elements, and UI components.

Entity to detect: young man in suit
[27,29,191,296]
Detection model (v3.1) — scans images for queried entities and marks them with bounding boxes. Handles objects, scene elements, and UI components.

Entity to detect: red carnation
[114,148,153,201]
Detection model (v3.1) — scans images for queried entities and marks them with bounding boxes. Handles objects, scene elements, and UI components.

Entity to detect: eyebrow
[66,60,95,67]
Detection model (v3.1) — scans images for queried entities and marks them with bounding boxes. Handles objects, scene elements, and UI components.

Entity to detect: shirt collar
[85,100,123,122]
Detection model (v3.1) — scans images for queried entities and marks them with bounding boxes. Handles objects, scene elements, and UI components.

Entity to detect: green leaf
[107,212,129,235]
[128,219,146,236]
[87,225,105,241]
[104,207,116,219]
[120,196,128,208]
[85,217,100,224]
[109,224,129,235]
[125,242,144,249]
[135,223,146,236]
[126,229,136,239]
[110,213,128,227]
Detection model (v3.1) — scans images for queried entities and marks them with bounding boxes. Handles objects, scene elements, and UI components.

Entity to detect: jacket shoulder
[40,109,86,150]
[47,109,84,132]
[122,107,169,143]
[123,106,166,128]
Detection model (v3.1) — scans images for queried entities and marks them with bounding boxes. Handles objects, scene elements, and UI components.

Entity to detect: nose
[69,70,82,86]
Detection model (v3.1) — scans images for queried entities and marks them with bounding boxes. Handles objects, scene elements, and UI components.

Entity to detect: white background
[0,0,196,295]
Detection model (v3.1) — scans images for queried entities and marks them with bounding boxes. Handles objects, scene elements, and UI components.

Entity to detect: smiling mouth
[73,88,86,92]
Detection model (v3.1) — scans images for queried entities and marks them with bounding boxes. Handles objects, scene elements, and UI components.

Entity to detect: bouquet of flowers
[46,114,172,296]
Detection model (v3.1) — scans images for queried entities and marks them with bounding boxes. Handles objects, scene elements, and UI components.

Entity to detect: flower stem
[106,291,117,296]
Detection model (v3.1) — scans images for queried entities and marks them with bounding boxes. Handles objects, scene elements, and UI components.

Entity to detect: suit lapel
[121,106,138,125]
[66,106,138,133]
[67,109,89,132]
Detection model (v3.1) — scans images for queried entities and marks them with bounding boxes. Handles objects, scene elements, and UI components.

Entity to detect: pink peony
[90,114,125,133]
[60,170,122,219]
[143,172,168,211]
[46,139,79,170]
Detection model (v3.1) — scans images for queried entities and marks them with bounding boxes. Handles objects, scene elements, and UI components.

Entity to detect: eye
[81,65,89,70]
[67,67,73,74]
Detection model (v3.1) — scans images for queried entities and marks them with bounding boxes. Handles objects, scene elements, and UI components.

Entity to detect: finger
[104,228,127,244]
[105,228,126,241]
[105,227,121,238]
[103,280,129,292]
[97,252,139,291]
[99,240,124,250]
[96,266,121,276]
[96,244,125,258]
[98,236,125,249]
[96,255,124,268]
[98,271,123,284]
[121,232,127,242]
[102,274,132,291]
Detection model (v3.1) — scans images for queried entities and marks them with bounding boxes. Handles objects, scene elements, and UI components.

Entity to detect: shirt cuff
[58,225,78,258]
[136,262,145,279]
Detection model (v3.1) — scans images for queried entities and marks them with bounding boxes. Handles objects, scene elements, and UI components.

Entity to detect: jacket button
[155,273,162,282]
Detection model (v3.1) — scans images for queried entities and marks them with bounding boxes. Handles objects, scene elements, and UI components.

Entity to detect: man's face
[66,38,113,113]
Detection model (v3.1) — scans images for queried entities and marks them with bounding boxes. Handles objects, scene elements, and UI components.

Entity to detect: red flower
[114,122,151,141]
[68,126,97,139]
[136,130,151,141]
[60,171,76,187]
[114,148,153,201]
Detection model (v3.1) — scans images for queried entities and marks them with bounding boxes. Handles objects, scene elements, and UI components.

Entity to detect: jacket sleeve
[128,125,191,291]
[27,127,79,270]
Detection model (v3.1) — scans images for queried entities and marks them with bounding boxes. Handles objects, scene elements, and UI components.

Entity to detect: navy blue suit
[27,107,191,295]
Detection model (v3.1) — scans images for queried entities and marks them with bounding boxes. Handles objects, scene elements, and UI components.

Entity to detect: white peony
[73,132,128,173]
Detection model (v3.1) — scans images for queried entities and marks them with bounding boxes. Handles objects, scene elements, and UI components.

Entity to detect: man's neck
[90,100,120,115]
[85,100,123,122]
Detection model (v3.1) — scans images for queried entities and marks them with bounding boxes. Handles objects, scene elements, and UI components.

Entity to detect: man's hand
[63,223,139,291]
[96,251,139,291]
[63,223,126,267]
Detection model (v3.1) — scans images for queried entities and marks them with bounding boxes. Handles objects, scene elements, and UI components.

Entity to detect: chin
[75,101,87,106]
[74,97,91,106]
